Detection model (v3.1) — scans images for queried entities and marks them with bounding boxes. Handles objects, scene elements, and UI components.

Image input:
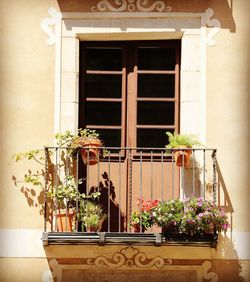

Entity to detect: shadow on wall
[11,150,78,224]
[57,0,236,32]
[213,161,245,282]
[12,151,126,231]
[216,160,234,228]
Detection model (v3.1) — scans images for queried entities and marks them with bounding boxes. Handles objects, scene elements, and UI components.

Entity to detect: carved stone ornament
[87,246,172,268]
[91,0,172,12]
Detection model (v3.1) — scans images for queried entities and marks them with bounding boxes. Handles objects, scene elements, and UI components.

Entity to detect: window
[79,41,180,149]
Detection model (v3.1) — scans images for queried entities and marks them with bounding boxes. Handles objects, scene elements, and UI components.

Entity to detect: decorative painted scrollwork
[40,7,61,46]
[201,261,218,282]
[202,8,221,47]
[91,0,172,12]
[87,246,171,269]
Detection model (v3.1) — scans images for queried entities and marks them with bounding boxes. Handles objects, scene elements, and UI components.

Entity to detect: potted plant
[78,200,106,232]
[152,198,184,234]
[47,176,82,232]
[47,176,101,232]
[152,196,229,242]
[165,131,201,167]
[180,196,229,237]
[130,199,159,232]
[55,128,103,165]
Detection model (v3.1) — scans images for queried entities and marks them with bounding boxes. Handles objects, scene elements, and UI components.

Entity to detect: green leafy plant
[47,176,82,209]
[165,131,201,151]
[55,128,100,148]
[79,200,106,232]
[152,198,184,233]
[55,128,103,159]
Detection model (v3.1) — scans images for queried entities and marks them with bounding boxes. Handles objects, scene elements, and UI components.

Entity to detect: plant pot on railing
[165,132,201,167]
[55,128,103,165]
[173,146,192,167]
[78,138,103,165]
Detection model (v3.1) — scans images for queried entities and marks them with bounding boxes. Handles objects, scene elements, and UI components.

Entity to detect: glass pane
[86,74,122,98]
[137,102,175,125]
[137,129,171,148]
[86,102,121,126]
[138,74,175,98]
[97,129,121,148]
[138,47,176,70]
[86,48,122,71]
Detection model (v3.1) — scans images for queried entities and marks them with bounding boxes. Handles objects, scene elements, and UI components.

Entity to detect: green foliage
[55,128,100,147]
[131,211,153,230]
[55,128,105,159]
[47,176,100,210]
[79,200,106,230]
[152,199,184,232]
[13,149,44,163]
[165,131,201,150]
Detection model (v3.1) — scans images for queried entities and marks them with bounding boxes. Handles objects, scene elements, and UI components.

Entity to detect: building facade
[0,0,249,281]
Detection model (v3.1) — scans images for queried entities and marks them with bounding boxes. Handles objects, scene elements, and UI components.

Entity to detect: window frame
[79,40,180,150]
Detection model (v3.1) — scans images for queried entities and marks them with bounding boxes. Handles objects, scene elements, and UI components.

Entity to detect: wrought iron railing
[43,146,217,239]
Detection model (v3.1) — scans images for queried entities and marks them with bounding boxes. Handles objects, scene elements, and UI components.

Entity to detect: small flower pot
[173,146,192,167]
[86,219,104,232]
[133,224,146,233]
[78,138,102,165]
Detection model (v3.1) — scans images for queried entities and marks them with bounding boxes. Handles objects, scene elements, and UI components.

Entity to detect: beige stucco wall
[0,0,249,281]
[207,0,250,232]
[0,0,57,229]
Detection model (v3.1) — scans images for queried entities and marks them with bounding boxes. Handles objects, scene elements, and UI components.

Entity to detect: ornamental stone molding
[91,0,172,12]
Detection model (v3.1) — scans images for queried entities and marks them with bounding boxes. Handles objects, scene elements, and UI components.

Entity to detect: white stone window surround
[41,8,221,144]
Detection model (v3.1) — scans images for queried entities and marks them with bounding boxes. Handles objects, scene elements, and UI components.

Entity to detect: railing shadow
[89,172,126,232]
[213,161,244,281]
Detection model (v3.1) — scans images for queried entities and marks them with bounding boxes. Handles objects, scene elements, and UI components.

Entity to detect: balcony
[42,146,219,247]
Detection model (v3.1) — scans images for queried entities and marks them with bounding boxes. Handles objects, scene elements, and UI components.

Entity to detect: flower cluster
[132,196,229,235]
[181,196,229,235]
[151,196,229,236]
[131,199,160,231]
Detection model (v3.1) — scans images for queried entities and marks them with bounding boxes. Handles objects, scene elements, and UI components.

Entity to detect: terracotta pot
[86,219,104,232]
[173,145,192,167]
[133,224,146,233]
[56,209,74,232]
[78,138,102,165]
